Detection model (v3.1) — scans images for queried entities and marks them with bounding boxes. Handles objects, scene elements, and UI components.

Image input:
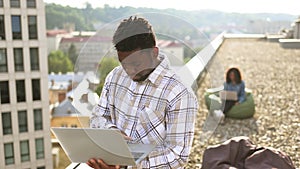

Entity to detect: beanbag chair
[204,90,255,119]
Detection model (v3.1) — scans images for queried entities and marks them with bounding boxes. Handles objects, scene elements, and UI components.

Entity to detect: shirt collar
[147,53,170,86]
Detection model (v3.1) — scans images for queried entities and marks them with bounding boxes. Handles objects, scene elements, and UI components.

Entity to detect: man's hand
[86,129,131,169]
[86,158,120,169]
[110,126,132,141]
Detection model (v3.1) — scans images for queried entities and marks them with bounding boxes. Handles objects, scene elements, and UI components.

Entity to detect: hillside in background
[45,3,298,39]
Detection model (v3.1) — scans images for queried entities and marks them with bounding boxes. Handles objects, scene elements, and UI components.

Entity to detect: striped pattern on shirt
[90,55,198,169]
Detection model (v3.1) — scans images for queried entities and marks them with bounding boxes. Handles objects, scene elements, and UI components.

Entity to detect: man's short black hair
[113,16,156,52]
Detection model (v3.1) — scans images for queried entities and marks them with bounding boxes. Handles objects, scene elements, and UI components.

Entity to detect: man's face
[118,47,158,82]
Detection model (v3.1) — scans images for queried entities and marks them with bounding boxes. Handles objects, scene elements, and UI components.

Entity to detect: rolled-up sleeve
[139,89,198,168]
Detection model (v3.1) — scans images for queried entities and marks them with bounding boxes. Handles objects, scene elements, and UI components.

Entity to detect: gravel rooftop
[188,38,300,168]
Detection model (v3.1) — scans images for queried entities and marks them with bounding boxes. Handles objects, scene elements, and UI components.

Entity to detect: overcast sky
[43,0,300,15]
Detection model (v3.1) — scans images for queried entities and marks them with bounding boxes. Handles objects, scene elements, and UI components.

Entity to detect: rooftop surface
[189,38,300,167]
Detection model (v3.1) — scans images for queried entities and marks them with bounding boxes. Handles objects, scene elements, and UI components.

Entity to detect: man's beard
[132,68,155,82]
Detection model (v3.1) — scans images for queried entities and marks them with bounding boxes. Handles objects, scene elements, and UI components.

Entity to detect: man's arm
[139,89,198,168]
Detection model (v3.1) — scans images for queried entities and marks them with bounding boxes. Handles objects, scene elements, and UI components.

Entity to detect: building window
[28,16,37,39]
[37,167,45,169]
[4,143,14,165]
[16,80,26,102]
[30,48,39,71]
[61,123,68,127]
[27,0,36,8]
[2,112,12,135]
[0,81,10,104]
[71,124,78,128]
[0,48,7,72]
[32,79,41,100]
[14,48,24,71]
[10,0,20,7]
[18,110,28,133]
[35,138,44,159]
[20,140,30,162]
[34,109,43,130]
[0,15,5,40]
[11,15,22,40]
[0,0,3,7]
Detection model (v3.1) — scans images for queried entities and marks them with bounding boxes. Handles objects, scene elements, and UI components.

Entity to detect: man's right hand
[86,158,120,169]
[110,126,132,141]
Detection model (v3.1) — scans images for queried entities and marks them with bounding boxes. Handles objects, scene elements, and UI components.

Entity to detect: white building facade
[0,0,52,168]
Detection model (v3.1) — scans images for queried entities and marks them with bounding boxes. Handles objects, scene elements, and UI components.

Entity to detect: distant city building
[157,40,185,66]
[46,31,97,55]
[0,0,52,169]
[46,29,113,72]
[48,72,84,105]
[293,17,300,39]
[278,17,300,49]
[59,35,113,72]
[46,29,72,54]
[48,72,99,168]
[46,28,188,72]
[48,72,100,130]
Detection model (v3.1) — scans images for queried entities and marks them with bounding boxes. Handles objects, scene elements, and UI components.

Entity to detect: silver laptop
[51,127,155,166]
[219,90,238,101]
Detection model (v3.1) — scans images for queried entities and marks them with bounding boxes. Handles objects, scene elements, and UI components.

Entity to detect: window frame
[34,109,43,130]
[30,48,39,71]
[14,48,24,71]
[32,79,41,101]
[20,140,30,162]
[0,48,7,72]
[10,0,20,8]
[2,112,12,135]
[16,80,26,102]
[35,138,44,159]
[0,15,5,40]
[26,0,36,8]
[4,142,14,165]
[11,15,22,40]
[18,110,28,133]
[28,16,38,39]
[0,81,10,104]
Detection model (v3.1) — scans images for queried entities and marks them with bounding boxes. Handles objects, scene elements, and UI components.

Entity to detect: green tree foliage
[68,43,78,65]
[184,46,202,59]
[48,50,74,73]
[95,57,119,96]
[45,3,295,37]
[45,3,94,30]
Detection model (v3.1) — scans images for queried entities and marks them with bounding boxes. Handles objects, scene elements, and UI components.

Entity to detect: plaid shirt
[90,54,198,168]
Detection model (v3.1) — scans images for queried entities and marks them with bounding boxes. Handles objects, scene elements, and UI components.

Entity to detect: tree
[48,50,74,73]
[184,46,202,60]
[68,43,78,65]
[95,57,119,96]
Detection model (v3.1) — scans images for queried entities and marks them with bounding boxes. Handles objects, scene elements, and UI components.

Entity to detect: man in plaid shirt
[87,16,198,169]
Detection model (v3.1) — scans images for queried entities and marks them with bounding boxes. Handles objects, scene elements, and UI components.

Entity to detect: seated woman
[222,67,246,114]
